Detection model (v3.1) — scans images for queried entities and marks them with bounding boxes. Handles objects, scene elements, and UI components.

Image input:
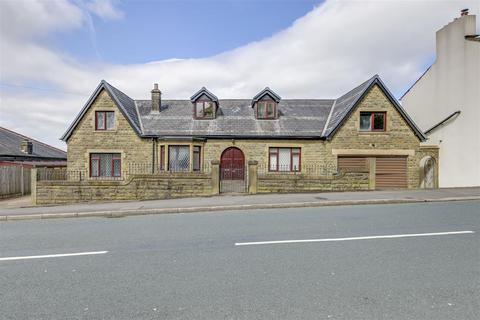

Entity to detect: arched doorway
[220,147,246,193]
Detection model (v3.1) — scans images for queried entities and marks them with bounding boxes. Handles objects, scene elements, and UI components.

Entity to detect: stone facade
[257,171,370,194]
[327,85,431,188]
[40,83,438,204]
[67,89,152,174]
[35,172,213,205]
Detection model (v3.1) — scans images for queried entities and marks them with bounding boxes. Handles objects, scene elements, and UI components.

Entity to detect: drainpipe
[152,138,156,174]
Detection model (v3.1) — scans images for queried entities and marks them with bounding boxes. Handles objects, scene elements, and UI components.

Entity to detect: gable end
[61,81,142,141]
[324,76,426,141]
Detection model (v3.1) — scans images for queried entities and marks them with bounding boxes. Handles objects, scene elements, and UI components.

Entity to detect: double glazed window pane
[360,112,385,131]
[269,152,277,171]
[269,147,300,171]
[258,102,275,119]
[258,103,266,118]
[169,146,190,171]
[196,102,204,118]
[278,148,291,171]
[193,146,201,171]
[266,103,274,118]
[96,111,114,130]
[203,102,214,117]
[292,153,300,171]
[90,153,121,177]
[373,113,385,130]
[96,112,105,130]
[360,114,371,131]
[196,102,214,118]
[106,112,115,129]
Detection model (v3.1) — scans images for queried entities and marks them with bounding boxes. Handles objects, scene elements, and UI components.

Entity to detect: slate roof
[61,75,426,141]
[137,99,333,137]
[0,127,67,160]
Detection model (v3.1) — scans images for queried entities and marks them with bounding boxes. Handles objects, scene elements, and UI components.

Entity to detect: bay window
[360,112,386,131]
[269,147,301,172]
[90,153,121,177]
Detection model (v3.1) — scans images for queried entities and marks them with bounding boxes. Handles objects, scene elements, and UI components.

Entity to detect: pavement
[0,201,479,319]
[0,187,479,221]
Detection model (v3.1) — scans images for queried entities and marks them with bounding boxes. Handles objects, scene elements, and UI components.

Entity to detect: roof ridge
[0,126,66,154]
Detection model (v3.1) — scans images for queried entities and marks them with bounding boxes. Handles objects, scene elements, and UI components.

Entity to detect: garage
[338,156,408,189]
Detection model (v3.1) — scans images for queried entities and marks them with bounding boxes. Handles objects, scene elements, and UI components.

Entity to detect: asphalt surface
[0,200,479,319]
[1,187,479,216]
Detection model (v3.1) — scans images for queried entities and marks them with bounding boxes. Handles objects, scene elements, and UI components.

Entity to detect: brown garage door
[337,157,368,171]
[375,157,407,189]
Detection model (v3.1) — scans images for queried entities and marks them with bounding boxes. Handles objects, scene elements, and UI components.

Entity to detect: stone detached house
[34,74,438,204]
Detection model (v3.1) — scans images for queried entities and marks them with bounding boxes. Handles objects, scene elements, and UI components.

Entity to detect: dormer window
[256,101,276,119]
[252,87,281,120]
[195,101,215,119]
[190,87,219,119]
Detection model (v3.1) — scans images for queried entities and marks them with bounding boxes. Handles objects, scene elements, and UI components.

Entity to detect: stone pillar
[211,160,220,195]
[368,157,376,190]
[248,160,258,194]
[31,168,37,205]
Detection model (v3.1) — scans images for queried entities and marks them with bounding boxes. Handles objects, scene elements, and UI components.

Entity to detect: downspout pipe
[152,138,156,174]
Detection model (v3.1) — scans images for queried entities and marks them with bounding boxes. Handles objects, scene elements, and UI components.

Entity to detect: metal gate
[220,147,247,193]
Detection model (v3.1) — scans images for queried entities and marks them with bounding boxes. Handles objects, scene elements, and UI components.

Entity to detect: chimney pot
[461,8,469,16]
[151,83,161,112]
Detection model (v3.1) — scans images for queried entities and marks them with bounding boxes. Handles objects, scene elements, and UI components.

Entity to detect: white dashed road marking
[235,231,475,246]
[0,251,108,261]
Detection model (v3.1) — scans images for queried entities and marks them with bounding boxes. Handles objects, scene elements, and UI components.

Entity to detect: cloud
[85,0,124,20]
[0,0,478,150]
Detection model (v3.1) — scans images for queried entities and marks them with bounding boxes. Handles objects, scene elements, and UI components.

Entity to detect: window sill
[94,129,117,133]
[358,131,389,135]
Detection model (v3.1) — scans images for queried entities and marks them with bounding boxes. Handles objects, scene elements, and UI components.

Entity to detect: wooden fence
[0,165,31,198]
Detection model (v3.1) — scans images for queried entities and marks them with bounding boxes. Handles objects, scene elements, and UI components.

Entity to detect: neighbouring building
[35,74,438,204]
[0,126,67,167]
[401,10,479,187]
[0,127,67,198]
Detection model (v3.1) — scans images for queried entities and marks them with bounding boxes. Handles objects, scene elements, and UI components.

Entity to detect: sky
[0,0,479,150]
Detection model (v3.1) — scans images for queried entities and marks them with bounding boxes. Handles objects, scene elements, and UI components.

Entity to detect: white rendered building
[401,11,479,187]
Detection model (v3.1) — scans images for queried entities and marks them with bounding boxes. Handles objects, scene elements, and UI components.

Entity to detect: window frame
[359,112,386,132]
[268,147,301,172]
[168,145,191,172]
[256,101,276,119]
[193,146,201,171]
[95,111,115,131]
[159,145,165,171]
[194,100,215,119]
[89,153,121,178]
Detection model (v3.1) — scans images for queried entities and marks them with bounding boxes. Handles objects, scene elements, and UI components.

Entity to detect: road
[1,200,479,319]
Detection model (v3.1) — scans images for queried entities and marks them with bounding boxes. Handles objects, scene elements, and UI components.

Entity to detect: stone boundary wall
[257,170,371,194]
[35,173,213,205]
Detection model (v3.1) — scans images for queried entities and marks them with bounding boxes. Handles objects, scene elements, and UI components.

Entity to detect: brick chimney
[151,83,161,112]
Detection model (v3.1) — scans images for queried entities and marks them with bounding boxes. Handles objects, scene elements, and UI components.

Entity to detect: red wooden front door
[220,147,245,180]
